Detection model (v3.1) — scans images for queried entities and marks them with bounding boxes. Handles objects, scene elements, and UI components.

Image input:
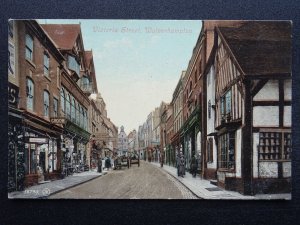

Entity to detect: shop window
[60,88,65,113]
[220,90,232,123]
[43,53,50,76]
[53,98,58,117]
[43,90,50,117]
[258,131,292,161]
[25,34,33,61]
[207,138,214,163]
[218,132,235,169]
[26,78,34,111]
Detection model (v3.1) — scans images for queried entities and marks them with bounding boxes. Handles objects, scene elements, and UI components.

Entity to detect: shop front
[182,107,201,172]
[21,115,63,187]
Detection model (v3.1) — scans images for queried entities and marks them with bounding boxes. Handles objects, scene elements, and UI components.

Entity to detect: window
[26,78,34,110]
[194,70,197,84]
[66,94,71,119]
[67,55,80,75]
[219,132,235,169]
[258,131,291,161]
[207,138,214,163]
[76,102,80,125]
[220,90,232,122]
[71,97,76,122]
[81,76,90,89]
[25,34,33,60]
[60,89,65,113]
[79,106,83,127]
[44,53,50,76]
[43,91,50,117]
[53,98,58,117]
[208,100,211,119]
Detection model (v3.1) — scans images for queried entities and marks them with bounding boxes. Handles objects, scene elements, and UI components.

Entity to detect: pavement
[8,170,106,199]
[8,162,291,200]
[151,162,292,200]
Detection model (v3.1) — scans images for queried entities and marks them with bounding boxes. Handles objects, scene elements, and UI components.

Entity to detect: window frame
[43,52,50,76]
[25,34,33,61]
[26,77,34,111]
[220,89,232,122]
[53,97,58,117]
[60,88,65,113]
[218,132,235,170]
[43,90,50,117]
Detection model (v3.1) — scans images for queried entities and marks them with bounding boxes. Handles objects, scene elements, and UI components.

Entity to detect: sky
[39,19,202,133]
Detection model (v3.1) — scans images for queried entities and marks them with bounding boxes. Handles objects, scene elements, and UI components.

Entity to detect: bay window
[67,55,80,75]
[220,90,232,122]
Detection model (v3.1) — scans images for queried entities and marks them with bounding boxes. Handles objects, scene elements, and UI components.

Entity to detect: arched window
[43,90,50,117]
[60,88,65,113]
[26,78,34,111]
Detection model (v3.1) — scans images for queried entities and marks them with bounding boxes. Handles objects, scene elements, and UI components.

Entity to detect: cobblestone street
[49,161,197,199]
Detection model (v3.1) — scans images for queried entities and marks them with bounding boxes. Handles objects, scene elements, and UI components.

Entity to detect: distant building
[118,126,128,156]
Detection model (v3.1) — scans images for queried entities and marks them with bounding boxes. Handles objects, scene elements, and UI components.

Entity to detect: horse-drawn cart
[129,153,140,167]
[114,156,129,169]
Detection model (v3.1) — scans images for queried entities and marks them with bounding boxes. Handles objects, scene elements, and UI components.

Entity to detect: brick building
[8,20,65,189]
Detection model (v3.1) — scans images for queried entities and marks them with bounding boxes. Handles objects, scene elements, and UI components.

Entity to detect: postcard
[7,20,292,199]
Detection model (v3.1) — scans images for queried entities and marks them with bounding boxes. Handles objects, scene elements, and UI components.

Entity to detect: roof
[41,24,81,50]
[85,51,93,68]
[217,21,292,76]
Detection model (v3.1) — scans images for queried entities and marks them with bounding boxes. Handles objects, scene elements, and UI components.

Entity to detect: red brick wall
[17,21,61,120]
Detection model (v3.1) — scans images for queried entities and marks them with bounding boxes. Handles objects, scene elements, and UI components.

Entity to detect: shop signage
[8,82,19,107]
[29,138,48,144]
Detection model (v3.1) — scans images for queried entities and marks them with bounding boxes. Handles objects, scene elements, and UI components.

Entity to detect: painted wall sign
[8,82,19,107]
[8,41,15,77]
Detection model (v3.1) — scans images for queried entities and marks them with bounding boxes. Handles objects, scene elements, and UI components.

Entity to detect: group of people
[97,157,112,173]
[176,149,199,178]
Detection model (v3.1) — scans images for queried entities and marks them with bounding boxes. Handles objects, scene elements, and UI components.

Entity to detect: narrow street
[49,161,197,199]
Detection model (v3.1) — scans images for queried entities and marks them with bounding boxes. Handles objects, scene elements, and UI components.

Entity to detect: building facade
[118,126,128,156]
[202,21,292,195]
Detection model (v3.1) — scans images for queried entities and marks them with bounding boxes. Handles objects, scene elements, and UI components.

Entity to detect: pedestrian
[105,157,111,171]
[178,151,185,178]
[190,154,197,178]
[176,151,180,176]
[97,158,102,173]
